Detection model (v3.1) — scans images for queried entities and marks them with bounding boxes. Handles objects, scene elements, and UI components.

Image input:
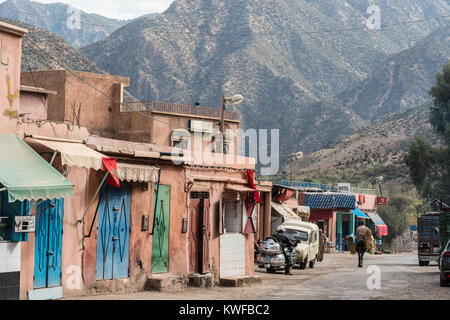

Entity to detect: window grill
[190,192,210,199]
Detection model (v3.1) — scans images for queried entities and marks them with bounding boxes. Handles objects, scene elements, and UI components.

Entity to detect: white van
[282,220,320,269]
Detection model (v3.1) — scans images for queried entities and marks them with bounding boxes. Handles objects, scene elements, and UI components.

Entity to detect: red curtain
[309,210,333,222]
[244,198,256,234]
[359,194,366,204]
[102,158,120,188]
[246,170,261,203]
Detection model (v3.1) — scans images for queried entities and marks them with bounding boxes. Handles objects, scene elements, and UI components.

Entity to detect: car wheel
[440,277,448,287]
[267,268,277,274]
[423,261,430,266]
[299,256,307,270]
[309,259,315,269]
[419,261,425,266]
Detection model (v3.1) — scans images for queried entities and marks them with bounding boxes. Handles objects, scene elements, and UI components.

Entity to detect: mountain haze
[0,18,102,72]
[0,18,140,101]
[0,0,128,47]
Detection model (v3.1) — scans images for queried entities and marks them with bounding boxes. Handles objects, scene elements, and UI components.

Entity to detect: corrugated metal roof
[304,193,356,209]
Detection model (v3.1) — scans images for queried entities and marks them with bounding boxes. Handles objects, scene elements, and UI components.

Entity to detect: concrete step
[145,274,188,292]
[219,276,262,287]
[188,273,216,288]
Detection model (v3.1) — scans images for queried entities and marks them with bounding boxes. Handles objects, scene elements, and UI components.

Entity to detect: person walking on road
[317,229,327,262]
[272,225,297,275]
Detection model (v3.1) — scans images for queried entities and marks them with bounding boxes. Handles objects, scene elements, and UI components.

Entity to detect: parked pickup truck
[417,212,441,266]
[282,220,320,269]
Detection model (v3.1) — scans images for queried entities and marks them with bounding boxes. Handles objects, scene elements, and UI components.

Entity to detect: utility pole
[290,153,294,187]
[219,94,243,154]
[290,152,303,187]
[220,94,226,154]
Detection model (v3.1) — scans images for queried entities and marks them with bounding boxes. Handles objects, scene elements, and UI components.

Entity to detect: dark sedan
[439,240,450,287]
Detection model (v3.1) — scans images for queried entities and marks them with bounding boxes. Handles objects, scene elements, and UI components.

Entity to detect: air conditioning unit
[337,183,351,193]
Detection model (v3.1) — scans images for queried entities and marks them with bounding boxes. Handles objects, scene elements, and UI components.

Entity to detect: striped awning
[27,136,105,171]
[366,211,386,225]
[116,163,159,183]
[366,211,388,236]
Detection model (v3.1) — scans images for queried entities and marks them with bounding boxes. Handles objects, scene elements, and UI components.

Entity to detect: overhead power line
[23,35,194,129]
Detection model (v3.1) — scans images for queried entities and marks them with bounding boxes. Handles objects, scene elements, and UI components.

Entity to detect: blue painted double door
[96,183,131,280]
[34,199,64,289]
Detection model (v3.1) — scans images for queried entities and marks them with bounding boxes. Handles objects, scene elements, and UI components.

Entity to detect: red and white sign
[376,197,387,206]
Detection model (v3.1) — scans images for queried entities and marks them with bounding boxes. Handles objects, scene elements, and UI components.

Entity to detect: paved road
[68,251,449,300]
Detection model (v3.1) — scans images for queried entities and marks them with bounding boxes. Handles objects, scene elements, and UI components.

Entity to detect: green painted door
[152,185,171,273]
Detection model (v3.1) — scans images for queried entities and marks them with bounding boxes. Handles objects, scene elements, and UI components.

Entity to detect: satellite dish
[378,176,384,181]
[230,94,244,106]
[296,152,304,159]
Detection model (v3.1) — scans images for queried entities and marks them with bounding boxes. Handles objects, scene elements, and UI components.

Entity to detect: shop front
[336,208,370,251]
[301,192,356,253]
[0,134,74,300]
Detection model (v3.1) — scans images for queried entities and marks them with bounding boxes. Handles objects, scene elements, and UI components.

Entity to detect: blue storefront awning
[351,207,370,219]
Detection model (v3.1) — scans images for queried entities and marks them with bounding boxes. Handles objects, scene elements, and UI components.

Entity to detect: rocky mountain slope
[0,18,102,72]
[293,102,442,188]
[0,0,128,47]
[1,18,137,101]
[81,0,450,158]
[340,23,450,122]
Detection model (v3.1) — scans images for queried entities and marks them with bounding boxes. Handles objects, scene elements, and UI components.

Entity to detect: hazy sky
[24,0,175,20]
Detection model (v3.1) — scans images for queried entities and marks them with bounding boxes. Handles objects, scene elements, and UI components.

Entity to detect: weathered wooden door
[152,185,170,273]
[96,183,131,280]
[188,198,210,274]
[34,199,63,289]
[188,198,200,273]
[201,199,210,273]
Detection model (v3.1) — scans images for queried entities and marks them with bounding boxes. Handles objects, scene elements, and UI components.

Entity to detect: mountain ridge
[0,0,129,47]
[81,0,450,158]
[291,102,442,189]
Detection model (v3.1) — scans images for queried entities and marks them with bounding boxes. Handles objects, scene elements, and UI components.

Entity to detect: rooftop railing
[349,187,377,195]
[260,179,377,195]
[121,101,240,121]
